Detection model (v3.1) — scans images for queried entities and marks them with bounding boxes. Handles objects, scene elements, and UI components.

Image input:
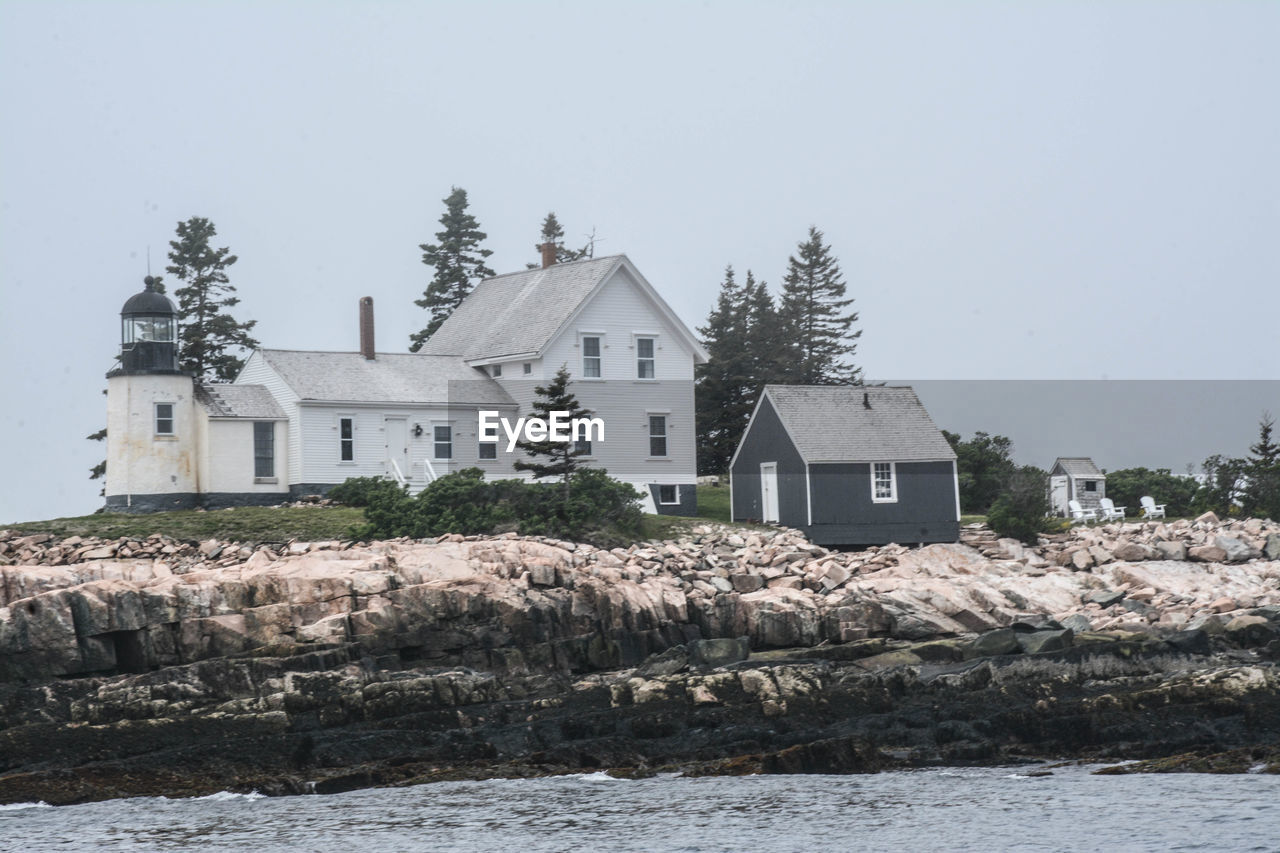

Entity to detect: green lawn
[4,506,367,543]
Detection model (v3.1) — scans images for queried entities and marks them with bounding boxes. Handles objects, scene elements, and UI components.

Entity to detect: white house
[104,254,707,515]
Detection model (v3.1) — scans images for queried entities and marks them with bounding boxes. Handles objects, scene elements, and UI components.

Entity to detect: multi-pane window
[254,422,274,478]
[491,364,502,377]
[582,336,601,377]
[339,417,354,461]
[1084,480,1097,493]
[657,484,678,505]
[478,441,497,460]
[649,415,667,457]
[873,462,897,502]
[523,363,532,375]
[574,438,592,457]
[154,403,174,436]
[636,337,655,379]
[434,425,452,459]
[124,316,175,344]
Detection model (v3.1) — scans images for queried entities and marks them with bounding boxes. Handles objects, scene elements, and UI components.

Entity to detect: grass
[960,514,988,526]
[4,506,367,544]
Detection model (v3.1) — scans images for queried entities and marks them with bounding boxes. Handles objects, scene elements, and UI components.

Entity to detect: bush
[352,468,644,546]
[327,476,407,508]
[987,465,1050,544]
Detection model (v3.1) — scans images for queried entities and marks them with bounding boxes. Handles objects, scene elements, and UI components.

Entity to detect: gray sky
[2,2,1277,522]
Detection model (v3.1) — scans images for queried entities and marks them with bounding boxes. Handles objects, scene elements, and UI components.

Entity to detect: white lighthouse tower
[104,277,199,511]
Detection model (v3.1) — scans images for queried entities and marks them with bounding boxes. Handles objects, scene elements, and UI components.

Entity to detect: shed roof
[760,385,956,463]
[196,383,288,419]
[255,350,515,407]
[1052,457,1106,479]
[417,255,625,360]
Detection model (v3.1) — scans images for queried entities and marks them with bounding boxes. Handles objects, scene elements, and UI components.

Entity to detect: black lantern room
[110,276,182,375]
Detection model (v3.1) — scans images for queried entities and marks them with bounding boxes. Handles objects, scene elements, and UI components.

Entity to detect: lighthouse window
[124,316,175,344]
[154,403,174,436]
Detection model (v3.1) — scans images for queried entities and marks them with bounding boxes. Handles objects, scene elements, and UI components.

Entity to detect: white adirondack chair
[1068,500,1097,524]
[1099,498,1126,522]
[1140,496,1166,519]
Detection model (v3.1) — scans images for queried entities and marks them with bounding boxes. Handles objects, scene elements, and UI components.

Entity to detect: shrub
[327,476,407,508]
[987,465,1050,544]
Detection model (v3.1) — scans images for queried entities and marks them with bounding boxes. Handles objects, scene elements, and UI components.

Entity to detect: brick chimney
[359,296,375,360]
[540,242,557,269]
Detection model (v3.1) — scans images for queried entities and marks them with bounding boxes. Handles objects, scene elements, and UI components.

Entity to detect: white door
[385,418,409,479]
[1050,475,1069,516]
[760,462,779,523]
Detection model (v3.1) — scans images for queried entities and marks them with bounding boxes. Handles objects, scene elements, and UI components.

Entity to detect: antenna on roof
[584,227,601,259]
[146,246,151,276]
[863,391,871,409]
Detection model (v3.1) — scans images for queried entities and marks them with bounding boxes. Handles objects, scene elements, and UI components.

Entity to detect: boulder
[1215,535,1260,563]
[1265,533,1280,562]
[1112,542,1158,562]
[1189,545,1227,563]
[1085,589,1125,608]
[1195,511,1220,524]
[1017,628,1074,655]
[1087,545,1114,565]
[1154,541,1188,561]
[1071,550,1094,571]
[688,637,750,669]
[1224,614,1278,647]
[965,628,1020,659]
[1060,613,1093,633]
[731,574,764,593]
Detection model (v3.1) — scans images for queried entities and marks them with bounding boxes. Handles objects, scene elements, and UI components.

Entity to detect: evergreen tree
[526,212,591,269]
[695,266,754,474]
[513,366,596,499]
[742,270,784,393]
[166,217,258,380]
[776,226,861,384]
[411,187,494,350]
[1245,412,1280,519]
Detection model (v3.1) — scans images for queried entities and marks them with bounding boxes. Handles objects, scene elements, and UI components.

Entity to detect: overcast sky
[1,1,1277,523]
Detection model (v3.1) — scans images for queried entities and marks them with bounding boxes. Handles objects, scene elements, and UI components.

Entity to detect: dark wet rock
[965,628,1019,659]
[687,637,750,668]
[1017,629,1074,655]
[1084,589,1125,608]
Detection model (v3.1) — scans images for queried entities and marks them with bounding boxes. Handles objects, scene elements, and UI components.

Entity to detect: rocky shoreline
[2,516,1279,804]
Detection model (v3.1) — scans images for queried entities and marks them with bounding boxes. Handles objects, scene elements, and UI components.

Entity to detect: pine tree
[166,218,258,380]
[513,366,595,499]
[410,187,494,350]
[695,266,754,474]
[1245,412,1280,519]
[743,270,784,394]
[776,226,861,385]
[526,212,591,268]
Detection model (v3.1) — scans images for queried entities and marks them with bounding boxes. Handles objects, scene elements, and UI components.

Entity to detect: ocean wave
[0,801,52,811]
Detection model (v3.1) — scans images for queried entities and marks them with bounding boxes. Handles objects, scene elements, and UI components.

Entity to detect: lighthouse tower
[104,277,199,511]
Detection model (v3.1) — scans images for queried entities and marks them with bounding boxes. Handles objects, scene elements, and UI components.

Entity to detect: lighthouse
[104,277,199,511]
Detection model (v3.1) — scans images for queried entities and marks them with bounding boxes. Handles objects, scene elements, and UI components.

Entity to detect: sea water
[3,765,1278,852]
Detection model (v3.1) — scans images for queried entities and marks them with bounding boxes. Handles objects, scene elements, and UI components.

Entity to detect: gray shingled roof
[1053,457,1105,479]
[257,350,515,406]
[196,383,288,419]
[418,255,624,360]
[762,385,956,463]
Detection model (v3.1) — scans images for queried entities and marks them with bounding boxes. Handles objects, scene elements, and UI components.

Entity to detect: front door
[384,418,409,479]
[760,462,779,523]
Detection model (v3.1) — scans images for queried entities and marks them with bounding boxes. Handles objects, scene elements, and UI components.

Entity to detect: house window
[657,484,679,505]
[872,462,897,502]
[574,438,592,457]
[582,336,601,377]
[253,422,274,478]
[523,363,532,375]
[491,364,502,377]
[434,425,452,459]
[339,417,354,461]
[1084,480,1097,492]
[649,415,668,457]
[636,337,655,379]
[478,441,497,460]
[154,403,174,436]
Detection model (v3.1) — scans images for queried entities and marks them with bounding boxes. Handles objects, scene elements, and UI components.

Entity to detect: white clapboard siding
[236,352,302,485]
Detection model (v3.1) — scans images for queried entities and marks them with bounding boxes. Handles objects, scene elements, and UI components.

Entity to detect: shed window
[154,403,174,436]
[339,417,354,461]
[649,415,668,457]
[582,336,601,378]
[657,485,679,505]
[872,462,897,502]
[1084,480,1097,492]
[636,337,655,379]
[478,441,497,460]
[434,425,452,459]
[253,422,274,478]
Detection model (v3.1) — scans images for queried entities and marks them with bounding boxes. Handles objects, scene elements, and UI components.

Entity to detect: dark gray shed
[730,385,959,547]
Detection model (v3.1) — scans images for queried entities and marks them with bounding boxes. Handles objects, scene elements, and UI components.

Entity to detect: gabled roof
[1052,457,1105,479]
[758,385,957,463]
[196,383,287,419]
[255,350,515,407]
[418,254,708,363]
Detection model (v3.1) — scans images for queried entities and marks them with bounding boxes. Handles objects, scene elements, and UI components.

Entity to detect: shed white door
[1050,475,1068,516]
[760,462,779,523]
[385,418,409,478]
